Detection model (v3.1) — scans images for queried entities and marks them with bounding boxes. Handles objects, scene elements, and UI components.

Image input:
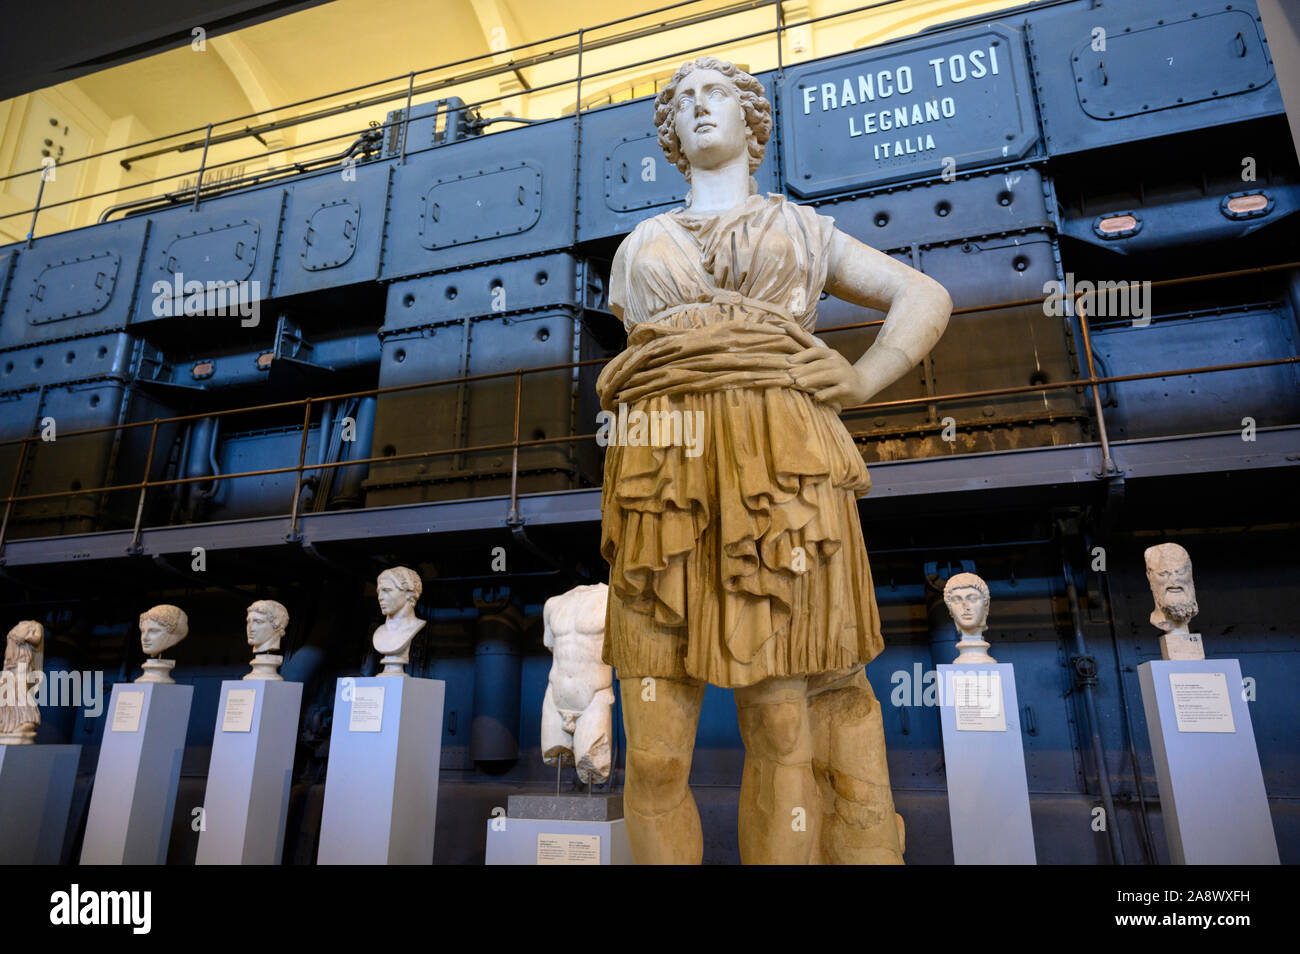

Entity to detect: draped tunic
[598,192,883,688]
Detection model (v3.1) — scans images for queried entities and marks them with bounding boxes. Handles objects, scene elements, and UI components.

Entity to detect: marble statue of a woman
[0,620,44,744]
[597,57,952,865]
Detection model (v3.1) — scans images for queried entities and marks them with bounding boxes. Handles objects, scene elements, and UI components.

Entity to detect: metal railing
[1,260,1296,559]
[0,0,1083,238]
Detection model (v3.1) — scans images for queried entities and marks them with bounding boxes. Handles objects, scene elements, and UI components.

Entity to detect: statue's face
[377,577,407,617]
[246,611,275,649]
[1146,552,1197,623]
[672,68,748,173]
[945,587,988,632]
[140,617,176,656]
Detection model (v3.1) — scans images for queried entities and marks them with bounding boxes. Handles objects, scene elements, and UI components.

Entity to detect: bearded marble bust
[1144,543,1203,660]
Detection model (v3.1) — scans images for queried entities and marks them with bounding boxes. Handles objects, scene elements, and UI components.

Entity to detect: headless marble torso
[545,584,612,714]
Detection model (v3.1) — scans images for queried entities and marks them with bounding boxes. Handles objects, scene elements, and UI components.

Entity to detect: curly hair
[943,572,989,605]
[140,604,188,640]
[654,57,771,182]
[378,566,422,602]
[247,599,289,637]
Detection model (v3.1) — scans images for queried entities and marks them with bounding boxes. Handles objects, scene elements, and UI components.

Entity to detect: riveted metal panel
[604,134,685,212]
[419,162,541,250]
[301,199,359,271]
[381,120,576,280]
[780,23,1039,198]
[274,162,388,299]
[134,189,285,323]
[0,217,148,347]
[25,252,119,325]
[382,252,588,332]
[1091,306,1300,440]
[1027,0,1283,157]
[813,167,1053,251]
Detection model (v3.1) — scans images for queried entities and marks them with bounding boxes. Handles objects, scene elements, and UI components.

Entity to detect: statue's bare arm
[789,228,952,409]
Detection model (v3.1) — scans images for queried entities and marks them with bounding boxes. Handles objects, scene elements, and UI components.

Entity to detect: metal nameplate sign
[780,24,1038,196]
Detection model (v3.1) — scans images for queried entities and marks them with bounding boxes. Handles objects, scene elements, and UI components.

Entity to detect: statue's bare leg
[734,675,821,864]
[574,687,615,784]
[620,675,705,864]
[807,668,905,864]
[540,683,573,769]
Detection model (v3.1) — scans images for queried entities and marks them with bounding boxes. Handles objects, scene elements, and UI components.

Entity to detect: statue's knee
[625,745,692,812]
[739,699,809,762]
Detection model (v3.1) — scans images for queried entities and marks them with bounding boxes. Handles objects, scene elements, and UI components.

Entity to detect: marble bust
[373,567,425,676]
[541,583,614,784]
[244,599,289,681]
[0,620,44,744]
[136,604,188,684]
[943,573,996,663]
[1144,543,1203,660]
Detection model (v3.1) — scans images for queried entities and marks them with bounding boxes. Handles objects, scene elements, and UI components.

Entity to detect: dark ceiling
[0,0,336,102]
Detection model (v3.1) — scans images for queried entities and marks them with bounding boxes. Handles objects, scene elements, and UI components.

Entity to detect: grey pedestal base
[196,679,303,865]
[486,817,633,865]
[0,744,81,864]
[937,663,1037,865]
[317,675,445,865]
[508,793,623,821]
[1139,659,1279,864]
[81,682,193,865]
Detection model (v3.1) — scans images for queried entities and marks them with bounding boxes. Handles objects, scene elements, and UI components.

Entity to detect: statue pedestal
[936,663,1037,864]
[196,679,303,865]
[81,682,192,864]
[317,675,445,864]
[486,794,632,864]
[1138,659,1278,863]
[0,744,81,863]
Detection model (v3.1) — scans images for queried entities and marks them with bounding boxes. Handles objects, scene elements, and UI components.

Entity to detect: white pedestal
[317,675,445,864]
[486,818,633,865]
[81,682,193,865]
[1138,659,1279,864]
[196,679,303,865]
[0,744,81,864]
[937,663,1037,864]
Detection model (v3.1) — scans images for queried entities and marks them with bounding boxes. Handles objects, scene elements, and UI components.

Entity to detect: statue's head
[943,573,990,636]
[1144,543,1198,632]
[246,599,289,653]
[655,57,771,186]
[139,604,188,657]
[377,567,422,618]
[4,620,43,669]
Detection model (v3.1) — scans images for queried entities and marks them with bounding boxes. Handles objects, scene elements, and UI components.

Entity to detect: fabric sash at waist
[596,312,824,411]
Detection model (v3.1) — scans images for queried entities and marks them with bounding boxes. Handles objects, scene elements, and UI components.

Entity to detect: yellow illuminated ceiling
[0,0,1039,243]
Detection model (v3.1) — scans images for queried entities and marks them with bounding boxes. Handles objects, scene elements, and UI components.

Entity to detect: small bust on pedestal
[136,605,188,684]
[373,567,425,676]
[0,620,44,744]
[944,573,996,664]
[1144,543,1203,660]
[244,599,289,680]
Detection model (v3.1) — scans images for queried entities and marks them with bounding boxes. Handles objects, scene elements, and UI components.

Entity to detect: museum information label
[952,671,1007,732]
[348,685,385,732]
[536,833,600,865]
[220,688,257,733]
[1169,671,1236,733]
[111,690,144,732]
